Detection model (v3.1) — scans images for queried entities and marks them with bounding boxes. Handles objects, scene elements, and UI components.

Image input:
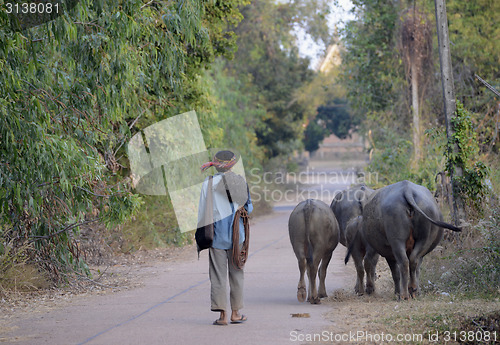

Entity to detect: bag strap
[222,174,234,213]
[208,175,213,194]
[206,175,214,224]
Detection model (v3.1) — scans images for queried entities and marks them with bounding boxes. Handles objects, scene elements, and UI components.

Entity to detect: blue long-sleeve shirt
[197,172,253,250]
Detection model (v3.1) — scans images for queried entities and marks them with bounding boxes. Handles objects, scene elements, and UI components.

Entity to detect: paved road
[3,170,354,345]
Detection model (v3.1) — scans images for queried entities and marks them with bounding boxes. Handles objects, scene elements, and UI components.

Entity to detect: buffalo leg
[392,247,410,300]
[364,247,378,295]
[415,256,423,294]
[391,242,410,300]
[318,251,333,298]
[297,257,307,302]
[386,257,402,300]
[409,255,423,298]
[352,247,365,295]
[307,256,321,304]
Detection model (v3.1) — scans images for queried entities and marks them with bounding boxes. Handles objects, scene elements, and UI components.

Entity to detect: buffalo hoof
[308,297,321,304]
[409,287,419,298]
[365,285,375,295]
[318,292,328,298]
[297,287,307,302]
[397,293,409,301]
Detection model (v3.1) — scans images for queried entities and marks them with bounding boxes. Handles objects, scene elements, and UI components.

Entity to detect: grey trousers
[209,247,244,312]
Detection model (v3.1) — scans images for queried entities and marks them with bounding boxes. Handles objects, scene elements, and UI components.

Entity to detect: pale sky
[295,0,354,68]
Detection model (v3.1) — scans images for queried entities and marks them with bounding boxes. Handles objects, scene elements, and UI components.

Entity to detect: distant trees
[338,0,499,200]
[224,0,333,158]
[340,0,402,120]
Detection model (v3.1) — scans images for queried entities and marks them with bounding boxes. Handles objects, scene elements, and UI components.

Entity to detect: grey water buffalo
[347,180,461,300]
[289,199,340,304]
[330,185,379,295]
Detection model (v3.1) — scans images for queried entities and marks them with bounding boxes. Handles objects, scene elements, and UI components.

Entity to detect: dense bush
[423,209,500,297]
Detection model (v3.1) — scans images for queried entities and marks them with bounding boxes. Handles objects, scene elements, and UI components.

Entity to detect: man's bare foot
[213,311,228,326]
[230,310,247,324]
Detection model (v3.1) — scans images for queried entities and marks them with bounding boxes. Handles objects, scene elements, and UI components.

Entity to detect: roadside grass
[485,154,500,198]
[0,242,50,296]
[106,185,273,254]
[392,208,500,343]
[421,209,500,299]
[115,194,192,253]
[325,281,499,345]
[323,207,499,344]
[378,297,500,344]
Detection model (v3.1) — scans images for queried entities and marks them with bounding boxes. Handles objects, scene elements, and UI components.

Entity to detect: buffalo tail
[403,189,461,232]
[303,200,314,263]
[344,221,361,265]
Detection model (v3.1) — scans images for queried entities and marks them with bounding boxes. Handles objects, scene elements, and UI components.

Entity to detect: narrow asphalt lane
[2,170,354,345]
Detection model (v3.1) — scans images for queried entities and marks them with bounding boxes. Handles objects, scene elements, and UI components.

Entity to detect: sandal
[213,319,228,326]
[230,315,247,324]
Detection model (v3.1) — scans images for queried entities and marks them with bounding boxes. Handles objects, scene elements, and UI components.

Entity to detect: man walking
[198,150,252,326]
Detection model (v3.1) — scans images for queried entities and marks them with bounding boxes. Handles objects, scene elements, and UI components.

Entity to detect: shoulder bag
[195,176,214,257]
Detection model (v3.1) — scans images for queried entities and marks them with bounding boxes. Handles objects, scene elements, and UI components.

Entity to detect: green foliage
[446,0,500,114]
[304,120,328,153]
[340,0,404,119]
[295,63,358,152]
[226,0,332,158]
[485,155,500,198]
[202,59,266,173]
[366,128,413,186]
[317,98,357,139]
[0,0,246,280]
[339,0,411,181]
[118,195,190,252]
[202,0,249,61]
[445,102,490,211]
[367,125,446,189]
[340,0,498,208]
[292,0,335,49]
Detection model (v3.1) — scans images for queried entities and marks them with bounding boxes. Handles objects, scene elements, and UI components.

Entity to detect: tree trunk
[411,62,421,165]
[434,0,465,225]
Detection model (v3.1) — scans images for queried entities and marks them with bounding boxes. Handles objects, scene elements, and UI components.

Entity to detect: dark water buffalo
[330,185,379,295]
[289,199,340,304]
[348,180,461,300]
